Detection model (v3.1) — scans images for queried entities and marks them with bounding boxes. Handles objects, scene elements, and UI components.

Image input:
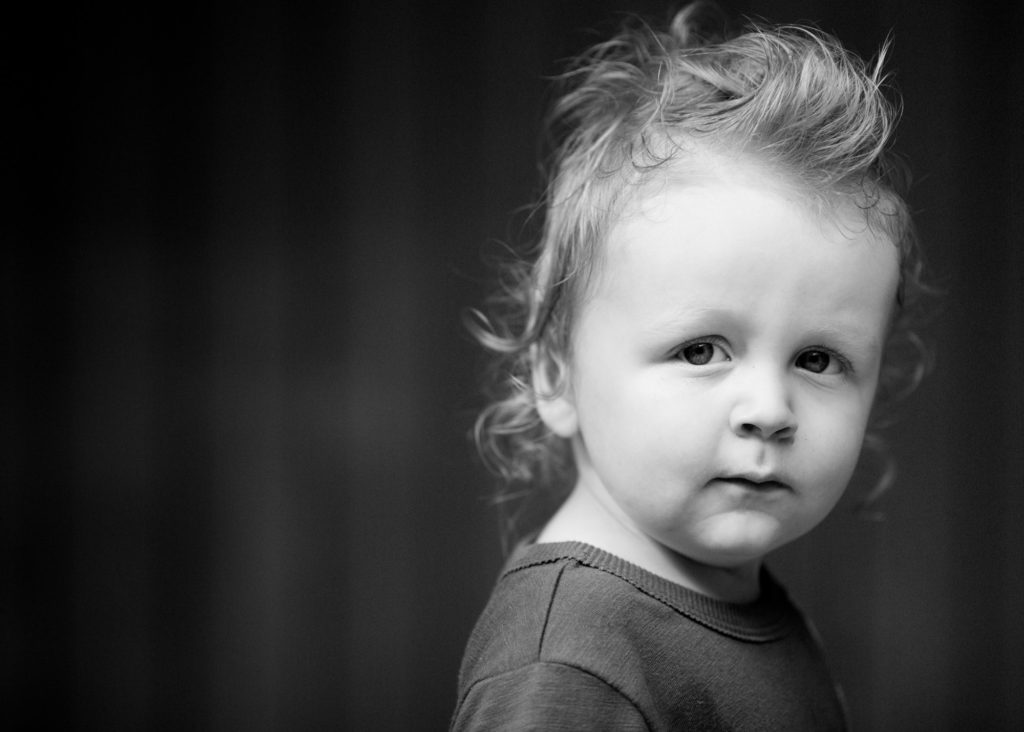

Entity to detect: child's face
[545,179,899,571]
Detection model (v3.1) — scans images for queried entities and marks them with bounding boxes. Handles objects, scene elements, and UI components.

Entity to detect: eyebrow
[640,307,740,336]
[802,321,885,352]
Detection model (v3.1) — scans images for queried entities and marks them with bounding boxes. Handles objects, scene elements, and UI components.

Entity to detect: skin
[535,177,900,603]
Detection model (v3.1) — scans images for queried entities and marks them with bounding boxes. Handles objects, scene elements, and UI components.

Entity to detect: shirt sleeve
[451,661,650,732]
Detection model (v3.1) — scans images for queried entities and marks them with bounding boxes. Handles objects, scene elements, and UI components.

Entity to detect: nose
[729,367,797,442]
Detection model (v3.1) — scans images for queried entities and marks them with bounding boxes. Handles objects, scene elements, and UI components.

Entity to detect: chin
[685,512,790,564]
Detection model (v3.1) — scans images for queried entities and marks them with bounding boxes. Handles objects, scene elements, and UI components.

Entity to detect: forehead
[601,167,894,269]
[583,179,900,342]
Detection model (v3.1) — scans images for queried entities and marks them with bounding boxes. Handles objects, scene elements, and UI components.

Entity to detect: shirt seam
[536,560,569,659]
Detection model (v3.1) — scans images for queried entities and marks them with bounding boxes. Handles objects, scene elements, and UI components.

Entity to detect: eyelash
[673,338,854,375]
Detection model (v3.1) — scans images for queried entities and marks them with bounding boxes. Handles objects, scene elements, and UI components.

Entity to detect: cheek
[594,387,716,468]
[808,384,873,443]
[802,402,870,488]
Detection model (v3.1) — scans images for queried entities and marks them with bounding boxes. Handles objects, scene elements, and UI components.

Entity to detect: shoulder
[453,543,678,730]
[457,542,664,685]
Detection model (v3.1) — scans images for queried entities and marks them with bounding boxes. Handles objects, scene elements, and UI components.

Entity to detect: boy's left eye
[795,349,843,375]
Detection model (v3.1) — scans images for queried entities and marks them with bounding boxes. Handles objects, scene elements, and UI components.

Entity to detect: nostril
[737,420,797,440]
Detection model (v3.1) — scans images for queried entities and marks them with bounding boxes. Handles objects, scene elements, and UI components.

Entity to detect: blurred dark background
[5,1,1021,729]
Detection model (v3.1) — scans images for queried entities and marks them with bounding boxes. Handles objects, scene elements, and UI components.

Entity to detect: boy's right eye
[677,340,728,366]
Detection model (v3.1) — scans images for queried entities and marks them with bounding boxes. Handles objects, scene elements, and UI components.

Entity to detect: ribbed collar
[503,540,798,643]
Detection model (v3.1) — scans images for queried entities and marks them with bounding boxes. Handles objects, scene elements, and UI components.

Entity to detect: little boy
[453,3,925,730]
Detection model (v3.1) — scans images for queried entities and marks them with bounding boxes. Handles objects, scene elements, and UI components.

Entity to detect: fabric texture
[451,541,847,731]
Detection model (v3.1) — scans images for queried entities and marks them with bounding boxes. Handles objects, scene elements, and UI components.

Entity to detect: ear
[531,345,579,438]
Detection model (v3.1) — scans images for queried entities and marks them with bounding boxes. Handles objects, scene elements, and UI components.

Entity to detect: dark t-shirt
[452,541,846,731]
